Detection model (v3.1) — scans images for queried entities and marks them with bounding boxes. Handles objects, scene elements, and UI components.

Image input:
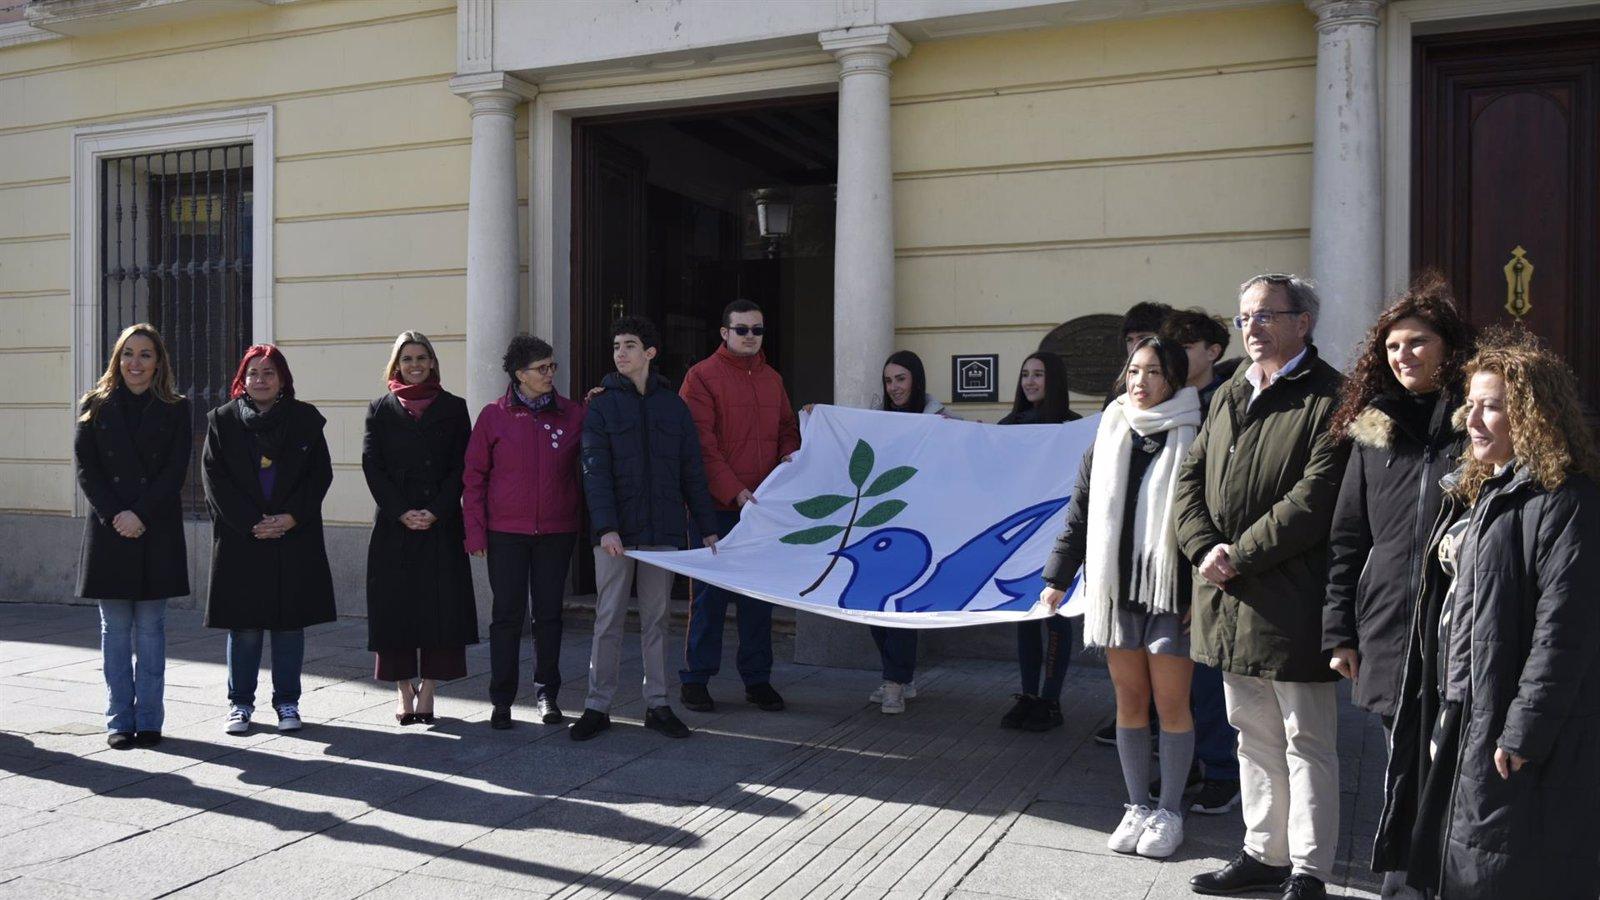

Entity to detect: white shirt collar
[1245,346,1309,405]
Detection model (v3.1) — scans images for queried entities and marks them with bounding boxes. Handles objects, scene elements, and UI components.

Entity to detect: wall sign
[1039,313,1126,396]
[951,354,999,403]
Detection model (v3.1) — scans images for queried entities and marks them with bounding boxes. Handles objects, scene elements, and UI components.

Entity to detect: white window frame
[70,106,274,516]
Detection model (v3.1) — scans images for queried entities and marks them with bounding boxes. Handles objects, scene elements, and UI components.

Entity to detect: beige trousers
[1222,672,1340,879]
[586,546,675,714]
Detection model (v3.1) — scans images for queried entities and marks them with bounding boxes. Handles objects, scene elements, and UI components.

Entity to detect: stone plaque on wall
[1038,314,1125,397]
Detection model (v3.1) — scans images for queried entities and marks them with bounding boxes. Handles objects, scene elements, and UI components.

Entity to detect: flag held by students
[630,405,1098,629]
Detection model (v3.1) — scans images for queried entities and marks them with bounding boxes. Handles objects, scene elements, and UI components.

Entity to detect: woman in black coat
[1324,276,1473,720]
[997,351,1081,732]
[362,332,477,725]
[1323,278,1473,899]
[74,324,191,750]
[1376,327,1600,899]
[202,344,335,737]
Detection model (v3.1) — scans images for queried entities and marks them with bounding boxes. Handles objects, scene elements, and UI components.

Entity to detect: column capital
[1306,0,1385,31]
[449,71,538,104]
[819,24,911,65]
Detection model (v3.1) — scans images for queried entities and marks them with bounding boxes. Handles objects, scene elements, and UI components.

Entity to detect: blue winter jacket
[581,371,718,548]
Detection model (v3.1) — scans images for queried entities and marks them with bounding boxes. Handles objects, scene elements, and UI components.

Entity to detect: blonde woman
[74,323,191,749]
[362,332,476,724]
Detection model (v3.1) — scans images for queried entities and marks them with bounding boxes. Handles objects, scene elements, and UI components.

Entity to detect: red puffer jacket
[462,387,585,553]
[680,346,801,511]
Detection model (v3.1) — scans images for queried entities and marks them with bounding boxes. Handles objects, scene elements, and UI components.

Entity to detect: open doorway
[569,94,838,594]
[570,94,838,403]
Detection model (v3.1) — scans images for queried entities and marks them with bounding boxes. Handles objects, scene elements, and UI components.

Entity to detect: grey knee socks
[1116,726,1152,807]
[1158,729,1195,813]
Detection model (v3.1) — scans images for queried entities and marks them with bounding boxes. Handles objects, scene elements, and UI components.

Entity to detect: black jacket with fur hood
[1322,391,1464,716]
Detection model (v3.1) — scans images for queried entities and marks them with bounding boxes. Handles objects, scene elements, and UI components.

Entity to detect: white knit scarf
[1082,386,1202,648]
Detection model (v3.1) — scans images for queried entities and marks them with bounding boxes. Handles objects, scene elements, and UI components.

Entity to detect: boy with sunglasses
[677,299,800,713]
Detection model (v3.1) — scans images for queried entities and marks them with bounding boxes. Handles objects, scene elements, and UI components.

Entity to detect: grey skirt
[1095,608,1189,657]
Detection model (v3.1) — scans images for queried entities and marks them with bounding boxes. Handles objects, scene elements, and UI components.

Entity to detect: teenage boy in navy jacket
[572,316,719,741]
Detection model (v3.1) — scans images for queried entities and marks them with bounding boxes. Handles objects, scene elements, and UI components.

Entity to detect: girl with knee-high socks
[996,352,1080,732]
[1040,337,1201,860]
[202,344,336,736]
[74,324,191,749]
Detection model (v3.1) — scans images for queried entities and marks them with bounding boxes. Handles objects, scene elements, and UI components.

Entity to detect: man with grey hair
[1174,274,1349,900]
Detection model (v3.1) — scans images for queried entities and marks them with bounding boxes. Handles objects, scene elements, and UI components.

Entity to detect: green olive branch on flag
[783,439,917,596]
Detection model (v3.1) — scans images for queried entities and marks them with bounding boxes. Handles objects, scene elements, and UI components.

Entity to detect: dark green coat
[1173,345,1349,682]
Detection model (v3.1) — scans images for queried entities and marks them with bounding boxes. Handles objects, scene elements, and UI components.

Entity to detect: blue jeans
[870,626,917,684]
[1017,615,1074,700]
[227,628,305,711]
[681,509,773,687]
[99,600,167,733]
[1191,661,1239,780]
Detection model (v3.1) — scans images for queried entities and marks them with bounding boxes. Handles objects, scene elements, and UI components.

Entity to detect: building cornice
[819,24,911,60]
[449,70,538,101]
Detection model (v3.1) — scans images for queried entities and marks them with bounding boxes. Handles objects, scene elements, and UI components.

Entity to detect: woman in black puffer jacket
[1375,327,1600,899]
[1324,274,1474,720]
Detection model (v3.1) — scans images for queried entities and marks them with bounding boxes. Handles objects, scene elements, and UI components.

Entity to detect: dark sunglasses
[727,325,765,336]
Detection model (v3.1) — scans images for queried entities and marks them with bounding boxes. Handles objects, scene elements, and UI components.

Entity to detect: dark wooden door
[1414,21,1600,409]
[574,130,648,396]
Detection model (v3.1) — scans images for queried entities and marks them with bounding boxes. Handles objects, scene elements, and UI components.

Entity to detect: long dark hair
[1112,336,1189,402]
[881,350,927,413]
[1329,271,1475,442]
[1007,352,1073,423]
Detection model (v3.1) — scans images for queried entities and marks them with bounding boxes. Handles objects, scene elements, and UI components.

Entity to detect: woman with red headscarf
[202,344,335,736]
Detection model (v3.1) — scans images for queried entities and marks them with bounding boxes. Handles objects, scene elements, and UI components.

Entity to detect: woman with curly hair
[463,334,585,730]
[1375,327,1600,899]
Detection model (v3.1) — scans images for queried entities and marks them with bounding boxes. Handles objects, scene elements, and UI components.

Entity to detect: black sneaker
[489,705,512,730]
[1190,850,1292,896]
[132,730,162,748]
[644,706,691,739]
[569,708,610,741]
[744,683,785,711]
[1281,874,1326,900]
[1020,699,1064,732]
[1190,778,1242,815]
[1000,694,1038,729]
[1148,760,1204,804]
[1093,718,1117,746]
[536,697,564,724]
[107,732,135,750]
[681,683,714,712]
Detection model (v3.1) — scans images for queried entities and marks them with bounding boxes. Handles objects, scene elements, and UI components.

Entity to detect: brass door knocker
[1504,246,1534,319]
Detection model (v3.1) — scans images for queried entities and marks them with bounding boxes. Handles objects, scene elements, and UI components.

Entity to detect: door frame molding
[529,60,838,393]
[1383,0,1600,293]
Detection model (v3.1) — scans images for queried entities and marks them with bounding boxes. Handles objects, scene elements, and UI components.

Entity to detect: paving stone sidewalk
[0,601,1387,899]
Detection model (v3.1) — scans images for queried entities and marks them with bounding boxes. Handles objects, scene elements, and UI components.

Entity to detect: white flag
[630,404,1097,629]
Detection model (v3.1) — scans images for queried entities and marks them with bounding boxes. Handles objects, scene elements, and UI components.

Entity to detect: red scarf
[388,375,441,419]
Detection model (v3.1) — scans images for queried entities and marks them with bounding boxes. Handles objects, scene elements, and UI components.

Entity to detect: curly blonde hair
[1454,326,1600,503]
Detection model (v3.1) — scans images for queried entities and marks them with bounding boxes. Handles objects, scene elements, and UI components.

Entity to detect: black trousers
[486,531,575,707]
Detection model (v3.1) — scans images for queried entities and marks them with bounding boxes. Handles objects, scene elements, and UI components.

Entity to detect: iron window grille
[100,144,253,515]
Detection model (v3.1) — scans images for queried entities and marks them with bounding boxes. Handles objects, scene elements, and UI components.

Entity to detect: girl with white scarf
[1039,337,1202,860]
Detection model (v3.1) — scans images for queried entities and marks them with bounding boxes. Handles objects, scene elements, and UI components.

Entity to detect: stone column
[450,72,535,417]
[821,25,910,410]
[1306,0,1385,370]
[796,27,912,671]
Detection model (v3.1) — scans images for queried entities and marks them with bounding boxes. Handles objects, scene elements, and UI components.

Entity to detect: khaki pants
[586,546,675,714]
[1222,673,1340,879]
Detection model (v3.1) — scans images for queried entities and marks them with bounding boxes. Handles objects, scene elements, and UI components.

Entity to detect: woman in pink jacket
[463,335,585,730]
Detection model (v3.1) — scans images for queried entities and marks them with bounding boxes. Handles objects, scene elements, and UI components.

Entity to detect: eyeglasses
[727,325,765,337]
[1232,309,1304,329]
[520,362,558,376]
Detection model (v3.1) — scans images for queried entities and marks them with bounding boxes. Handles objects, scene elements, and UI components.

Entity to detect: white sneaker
[225,706,251,735]
[1136,808,1184,858]
[275,704,302,732]
[1107,804,1153,854]
[878,682,906,715]
[868,681,917,703]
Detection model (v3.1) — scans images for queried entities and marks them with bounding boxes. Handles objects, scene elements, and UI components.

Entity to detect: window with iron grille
[100,144,253,515]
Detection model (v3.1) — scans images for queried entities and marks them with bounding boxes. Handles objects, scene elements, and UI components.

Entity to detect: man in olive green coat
[1174,274,1349,900]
